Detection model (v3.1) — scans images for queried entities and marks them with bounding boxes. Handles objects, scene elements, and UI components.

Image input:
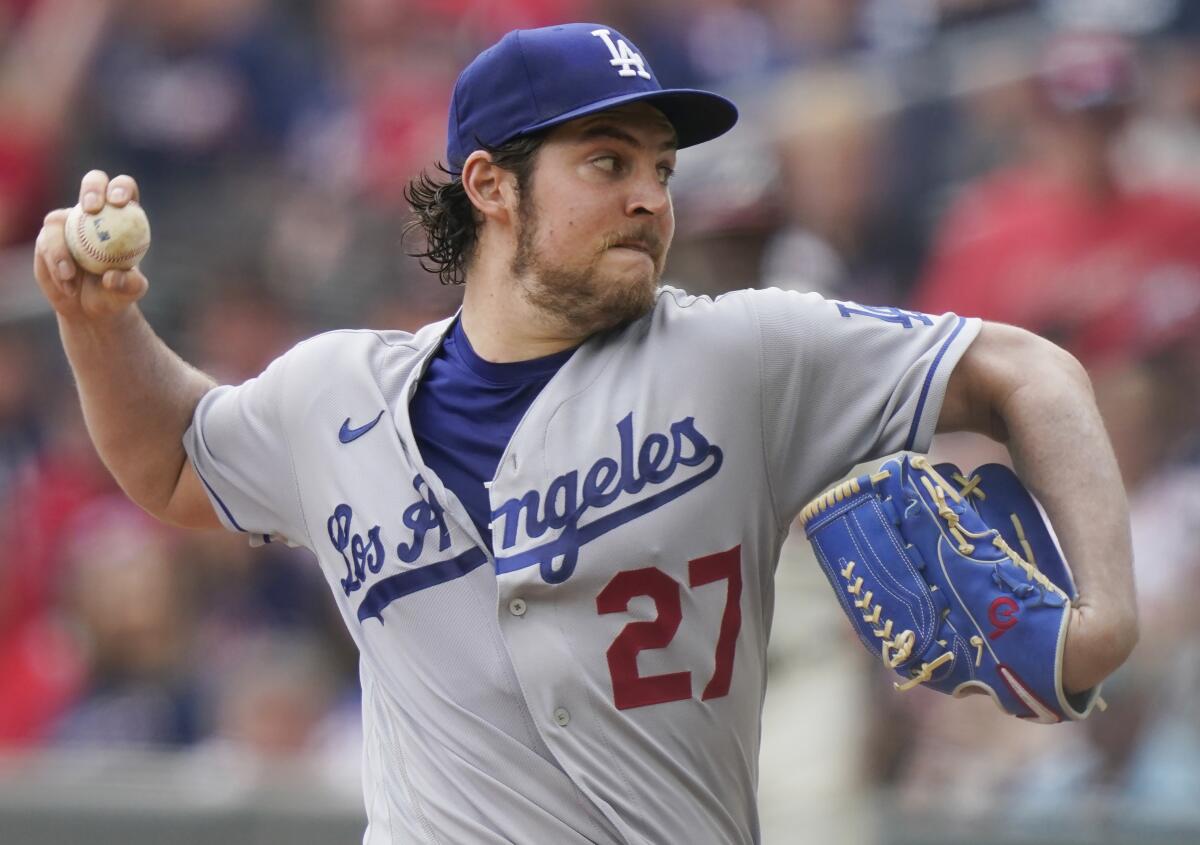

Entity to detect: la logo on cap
[443,23,738,170]
[591,28,651,79]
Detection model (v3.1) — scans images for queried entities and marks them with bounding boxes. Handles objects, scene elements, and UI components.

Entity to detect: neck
[459,269,585,363]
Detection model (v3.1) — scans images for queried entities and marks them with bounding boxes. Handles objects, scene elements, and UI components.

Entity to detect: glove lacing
[910,456,1064,598]
[838,559,914,668]
[814,459,1056,695]
[838,558,957,691]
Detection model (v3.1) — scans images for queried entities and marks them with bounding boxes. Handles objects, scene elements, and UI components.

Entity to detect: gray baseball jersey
[184,285,980,844]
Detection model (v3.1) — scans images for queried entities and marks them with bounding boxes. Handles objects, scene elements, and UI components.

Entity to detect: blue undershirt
[409,319,576,552]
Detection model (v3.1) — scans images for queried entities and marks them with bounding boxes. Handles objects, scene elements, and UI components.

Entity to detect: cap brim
[516,88,738,150]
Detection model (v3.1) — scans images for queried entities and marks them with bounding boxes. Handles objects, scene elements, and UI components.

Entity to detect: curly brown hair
[403,132,548,286]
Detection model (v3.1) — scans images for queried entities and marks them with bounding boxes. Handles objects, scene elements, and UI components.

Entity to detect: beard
[509,196,663,338]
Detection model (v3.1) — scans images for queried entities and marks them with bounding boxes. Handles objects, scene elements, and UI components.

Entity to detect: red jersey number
[595,546,743,710]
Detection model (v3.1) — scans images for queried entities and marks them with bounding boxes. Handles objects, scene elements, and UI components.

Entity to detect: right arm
[34,170,220,529]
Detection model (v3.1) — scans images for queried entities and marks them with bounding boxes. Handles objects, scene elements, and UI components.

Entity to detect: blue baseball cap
[446,23,738,172]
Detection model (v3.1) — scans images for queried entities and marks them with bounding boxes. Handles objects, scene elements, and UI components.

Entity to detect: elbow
[989,326,1096,433]
[1089,546,1141,677]
[1005,324,1092,395]
[1092,601,1141,684]
[1044,336,1093,397]
[1111,603,1140,668]
[1100,616,1140,687]
[1065,602,1140,695]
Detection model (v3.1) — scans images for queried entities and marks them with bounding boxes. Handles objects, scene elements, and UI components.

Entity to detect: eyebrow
[578,122,678,152]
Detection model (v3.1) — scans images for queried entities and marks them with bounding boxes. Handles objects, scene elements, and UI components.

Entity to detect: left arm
[938,321,1138,694]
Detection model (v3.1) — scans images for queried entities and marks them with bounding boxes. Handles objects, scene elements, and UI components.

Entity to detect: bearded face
[503,104,677,338]
[509,186,664,337]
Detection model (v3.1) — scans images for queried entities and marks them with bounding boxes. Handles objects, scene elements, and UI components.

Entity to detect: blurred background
[1,0,1198,842]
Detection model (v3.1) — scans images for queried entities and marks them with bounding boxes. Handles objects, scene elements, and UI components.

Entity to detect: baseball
[64,201,151,275]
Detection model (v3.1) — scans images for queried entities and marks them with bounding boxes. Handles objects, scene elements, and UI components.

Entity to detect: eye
[657,164,675,185]
[592,155,620,173]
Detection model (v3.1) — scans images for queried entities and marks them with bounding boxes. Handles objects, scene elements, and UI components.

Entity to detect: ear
[462,151,518,224]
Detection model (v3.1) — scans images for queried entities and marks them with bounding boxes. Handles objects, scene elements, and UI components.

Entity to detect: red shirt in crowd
[912,167,1200,364]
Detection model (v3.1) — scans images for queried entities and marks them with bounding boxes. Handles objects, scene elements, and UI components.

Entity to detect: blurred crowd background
[0,0,1198,842]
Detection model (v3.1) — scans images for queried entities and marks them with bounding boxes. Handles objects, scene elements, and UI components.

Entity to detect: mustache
[601,229,665,259]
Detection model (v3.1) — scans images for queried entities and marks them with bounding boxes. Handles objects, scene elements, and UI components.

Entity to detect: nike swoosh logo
[339,410,385,444]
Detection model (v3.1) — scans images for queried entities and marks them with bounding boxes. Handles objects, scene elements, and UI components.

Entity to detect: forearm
[997,346,1138,692]
[59,306,216,514]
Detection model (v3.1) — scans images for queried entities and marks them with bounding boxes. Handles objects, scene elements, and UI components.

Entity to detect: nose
[626,166,671,218]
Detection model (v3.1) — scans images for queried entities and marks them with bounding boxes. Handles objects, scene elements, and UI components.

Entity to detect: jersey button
[553,707,570,727]
[508,598,527,617]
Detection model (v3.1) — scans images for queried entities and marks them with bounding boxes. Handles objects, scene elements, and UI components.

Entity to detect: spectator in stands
[0,324,42,500]
[1119,30,1200,195]
[911,31,1200,348]
[52,498,203,747]
[880,240,1200,835]
[761,66,922,303]
[0,390,114,746]
[0,0,113,246]
[77,0,325,307]
[892,29,1200,819]
[207,632,339,759]
[1071,269,1200,826]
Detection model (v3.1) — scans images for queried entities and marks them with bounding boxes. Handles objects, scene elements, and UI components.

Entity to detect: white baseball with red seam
[64,201,151,275]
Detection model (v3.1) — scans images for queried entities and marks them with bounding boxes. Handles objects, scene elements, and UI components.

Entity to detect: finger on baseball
[79,169,110,213]
[32,245,56,293]
[36,212,79,283]
[107,174,139,206]
[35,248,78,300]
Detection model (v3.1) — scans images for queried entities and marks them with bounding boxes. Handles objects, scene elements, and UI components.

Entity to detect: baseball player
[34,23,1137,845]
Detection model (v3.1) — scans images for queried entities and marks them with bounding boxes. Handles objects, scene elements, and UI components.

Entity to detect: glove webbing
[912,456,1066,600]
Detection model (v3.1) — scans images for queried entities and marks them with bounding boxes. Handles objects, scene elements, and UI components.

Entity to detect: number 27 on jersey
[596,546,742,710]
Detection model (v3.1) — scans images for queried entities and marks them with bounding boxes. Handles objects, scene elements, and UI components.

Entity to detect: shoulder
[640,285,753,350]
[643,284,843,349]
[652,284,825,323]
[626,286,846,373]
[245,319,454,418]
[271,319,454,372]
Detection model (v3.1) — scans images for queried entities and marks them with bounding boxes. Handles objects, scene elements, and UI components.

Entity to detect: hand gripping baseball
[802,455,1105,723]
[34,171,150,323]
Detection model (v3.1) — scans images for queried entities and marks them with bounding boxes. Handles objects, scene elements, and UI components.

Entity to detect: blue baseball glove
[800,455,1104,723]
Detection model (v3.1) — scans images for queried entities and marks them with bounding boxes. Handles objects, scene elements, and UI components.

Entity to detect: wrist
[56,303,142,344]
